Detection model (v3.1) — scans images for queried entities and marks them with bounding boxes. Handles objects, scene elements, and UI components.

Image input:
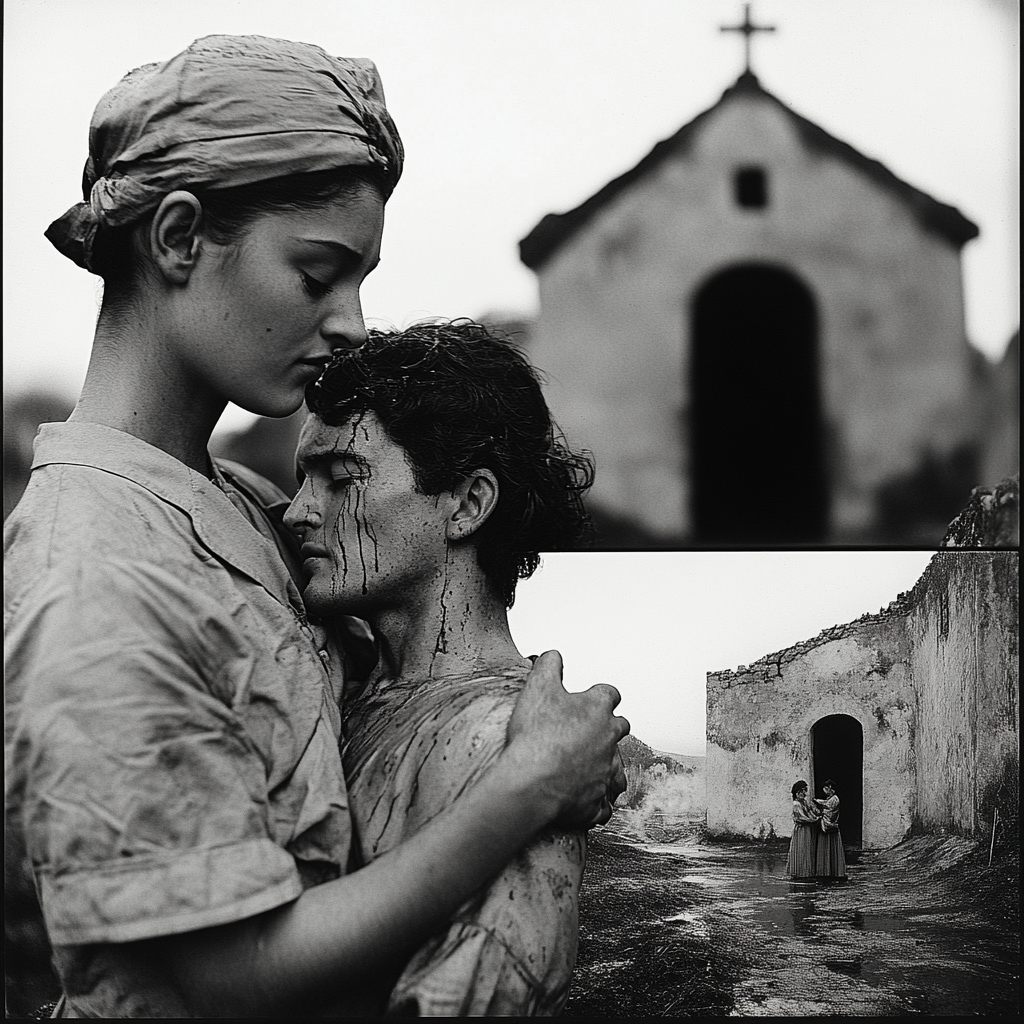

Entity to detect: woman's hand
[505,650,630,830]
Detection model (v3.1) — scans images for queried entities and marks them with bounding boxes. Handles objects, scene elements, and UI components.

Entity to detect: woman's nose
[320,290,368,352]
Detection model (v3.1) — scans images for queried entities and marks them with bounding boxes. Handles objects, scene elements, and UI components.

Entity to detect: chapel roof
[519,71,980,271]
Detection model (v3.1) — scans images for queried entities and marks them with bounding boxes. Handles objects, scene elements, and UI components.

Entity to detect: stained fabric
[343,666,586,1016]
[45,33,403,271]
[4,422,352,1016]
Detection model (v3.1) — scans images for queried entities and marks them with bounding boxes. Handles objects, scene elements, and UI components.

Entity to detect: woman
[815,780,848,880]
[286,321,596,1014]
[3,36,628,1018]
[786,780,820,880]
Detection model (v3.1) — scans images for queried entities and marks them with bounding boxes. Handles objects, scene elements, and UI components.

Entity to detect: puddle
[571,830,1019,1017]
[680,873,729,887]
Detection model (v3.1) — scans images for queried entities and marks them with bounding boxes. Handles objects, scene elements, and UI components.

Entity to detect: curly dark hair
[792,780,808,799]
[305,320,595,607]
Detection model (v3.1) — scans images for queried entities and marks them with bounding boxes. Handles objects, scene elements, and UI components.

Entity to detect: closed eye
[301,271,333,298]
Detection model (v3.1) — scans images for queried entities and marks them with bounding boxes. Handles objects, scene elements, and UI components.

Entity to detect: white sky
[3,0,1019,436]
[508,549,937,756]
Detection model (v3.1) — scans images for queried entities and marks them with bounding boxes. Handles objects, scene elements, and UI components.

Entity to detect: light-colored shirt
[4,422,352,1016]
[343,666,585,1017]
[821,793,841,830]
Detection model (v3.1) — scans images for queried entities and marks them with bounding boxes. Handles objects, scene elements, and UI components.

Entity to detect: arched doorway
[689,264,827,543]
[811,714,863,848]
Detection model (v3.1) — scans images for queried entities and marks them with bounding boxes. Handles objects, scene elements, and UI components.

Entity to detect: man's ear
[148,190,205,285]
[446,469,499,542]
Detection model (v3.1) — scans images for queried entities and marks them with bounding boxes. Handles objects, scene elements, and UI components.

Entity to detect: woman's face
[796,787,807,800]
[285,411,455,618]
[179,184,385,418]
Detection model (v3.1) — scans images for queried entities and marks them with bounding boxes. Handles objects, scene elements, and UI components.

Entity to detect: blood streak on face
[285,410,453,619]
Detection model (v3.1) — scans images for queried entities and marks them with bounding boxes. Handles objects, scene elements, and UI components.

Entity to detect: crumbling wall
[706,550,1019,848]
[706,612,915,847]
[907,551,1019,834]
[940,474,1019,549]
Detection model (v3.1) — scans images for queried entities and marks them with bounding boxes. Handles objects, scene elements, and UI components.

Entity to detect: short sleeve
[387,830,586,1017]
[5,559,303,945]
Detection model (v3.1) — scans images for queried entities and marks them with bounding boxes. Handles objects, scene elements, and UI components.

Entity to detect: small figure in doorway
[786,780,820,879]
[814,779,848,880]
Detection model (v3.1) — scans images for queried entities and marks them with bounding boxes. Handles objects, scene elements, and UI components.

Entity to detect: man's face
[285,411,453,617]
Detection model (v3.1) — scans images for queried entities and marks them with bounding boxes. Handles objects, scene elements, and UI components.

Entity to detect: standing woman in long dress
[786,780,820,879]
[815,779,848,880]
[3,35,628,1018]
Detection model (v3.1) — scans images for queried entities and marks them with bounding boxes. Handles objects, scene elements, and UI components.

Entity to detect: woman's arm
[792,802,818,824]
[140,652,626,1016]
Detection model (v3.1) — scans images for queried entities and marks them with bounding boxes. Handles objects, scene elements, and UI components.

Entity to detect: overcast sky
[508,549,937,755]
[3,0,1019,435]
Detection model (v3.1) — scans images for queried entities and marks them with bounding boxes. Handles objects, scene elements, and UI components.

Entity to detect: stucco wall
[706,616,916,848]
[528,90,976,540]
[908,551,1019,832]
[706,551,1018,848]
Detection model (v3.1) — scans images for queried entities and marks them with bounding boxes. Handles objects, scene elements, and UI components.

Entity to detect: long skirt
[787,822,817,878]
[815,826,847,878]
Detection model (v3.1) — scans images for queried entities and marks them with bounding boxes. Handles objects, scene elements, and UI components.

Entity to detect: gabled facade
[521,72,983,544]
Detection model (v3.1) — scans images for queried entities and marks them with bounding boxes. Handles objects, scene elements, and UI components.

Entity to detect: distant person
[786,780,820,880]
[286,321,597,1014]
[4,35,628,1018]
[814,780,847,880]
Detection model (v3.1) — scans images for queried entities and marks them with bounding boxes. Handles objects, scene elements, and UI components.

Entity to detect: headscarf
[46,34,404,272]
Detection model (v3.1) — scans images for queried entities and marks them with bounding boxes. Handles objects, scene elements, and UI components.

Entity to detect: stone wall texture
[706,551,1018,848]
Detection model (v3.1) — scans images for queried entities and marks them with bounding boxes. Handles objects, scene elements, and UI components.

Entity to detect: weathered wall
[528,89,977,541]
[908,551,1019,833]
[706,550,1019,848]
[706,614,916,847]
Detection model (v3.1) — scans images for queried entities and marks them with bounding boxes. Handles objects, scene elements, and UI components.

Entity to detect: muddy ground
[565,815,1019,1017]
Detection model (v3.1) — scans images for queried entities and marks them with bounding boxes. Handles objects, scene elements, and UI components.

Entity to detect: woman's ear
[446,469,499,542]
[148,191,204,285]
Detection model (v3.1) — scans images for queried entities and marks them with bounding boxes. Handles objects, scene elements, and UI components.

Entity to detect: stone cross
[720,3,777,74]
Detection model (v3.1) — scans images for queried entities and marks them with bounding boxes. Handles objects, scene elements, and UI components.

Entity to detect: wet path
[566,820,1020,1016]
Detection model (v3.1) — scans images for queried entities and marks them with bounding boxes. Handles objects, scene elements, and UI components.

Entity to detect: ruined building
[519,70,1016,546]
[705,543,1018,849]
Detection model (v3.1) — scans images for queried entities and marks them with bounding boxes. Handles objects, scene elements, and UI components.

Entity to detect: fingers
[613,714,631,740]
[609,753,627,803]
[589,796,613,829]
[585,681,622,709]
[524,650,566,689]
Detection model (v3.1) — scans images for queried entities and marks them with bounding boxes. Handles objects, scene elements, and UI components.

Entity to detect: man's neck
[367,565,529,684]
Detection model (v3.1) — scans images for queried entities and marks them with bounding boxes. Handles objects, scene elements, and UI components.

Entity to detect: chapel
[518,16,1008,546]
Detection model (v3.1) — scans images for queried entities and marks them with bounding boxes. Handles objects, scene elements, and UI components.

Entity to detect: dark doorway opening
[811,714,863,848]
[689,264,827,543]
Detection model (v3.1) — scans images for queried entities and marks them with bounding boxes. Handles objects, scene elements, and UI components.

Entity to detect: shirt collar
[31,421,299,606]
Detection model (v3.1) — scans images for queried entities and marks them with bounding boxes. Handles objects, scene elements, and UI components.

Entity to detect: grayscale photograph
[3,0,1018,1018]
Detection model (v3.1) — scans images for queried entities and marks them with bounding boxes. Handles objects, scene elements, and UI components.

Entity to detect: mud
[566,814,1019,1016]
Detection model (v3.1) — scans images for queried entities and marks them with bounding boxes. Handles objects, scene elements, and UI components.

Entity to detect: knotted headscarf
[46,34,404,272]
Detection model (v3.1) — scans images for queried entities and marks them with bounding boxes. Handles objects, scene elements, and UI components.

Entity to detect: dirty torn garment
[4,422,352,1017]
[343,666,586,1017]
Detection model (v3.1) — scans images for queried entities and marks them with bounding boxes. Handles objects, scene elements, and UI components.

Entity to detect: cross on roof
[720,3,777,75]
